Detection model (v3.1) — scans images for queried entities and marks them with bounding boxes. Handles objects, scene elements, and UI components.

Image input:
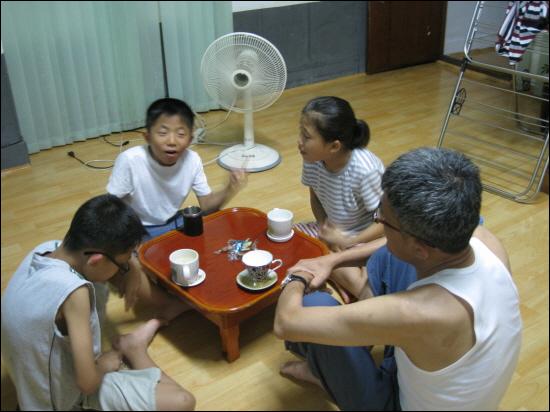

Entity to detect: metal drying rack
[437,1,548,202]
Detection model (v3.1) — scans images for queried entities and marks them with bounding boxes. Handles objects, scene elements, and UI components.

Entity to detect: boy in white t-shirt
[107,98,247,241]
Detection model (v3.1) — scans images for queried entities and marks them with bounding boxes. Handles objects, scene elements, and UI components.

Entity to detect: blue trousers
[285,246,417,411]
[142,213,184,242]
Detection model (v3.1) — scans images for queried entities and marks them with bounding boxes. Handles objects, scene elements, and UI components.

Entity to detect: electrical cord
[193,108,241,146]
[202,144,256,166]
[103,136,130,147]
[67,108,239,170]
[196,108,233,131]
[67,131,144,170]
[67,151,114,169]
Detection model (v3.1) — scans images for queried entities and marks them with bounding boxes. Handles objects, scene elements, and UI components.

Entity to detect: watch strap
[282,274,309,290]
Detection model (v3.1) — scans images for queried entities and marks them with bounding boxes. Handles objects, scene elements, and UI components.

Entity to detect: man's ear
[412,239,431,261]
[85,253,103,267]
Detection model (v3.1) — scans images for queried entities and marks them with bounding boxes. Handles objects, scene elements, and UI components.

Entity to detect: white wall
[232,1,317,13]
[444,1,508,54]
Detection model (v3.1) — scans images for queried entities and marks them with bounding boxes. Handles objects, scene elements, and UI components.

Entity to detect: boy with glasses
[1,194,195,410]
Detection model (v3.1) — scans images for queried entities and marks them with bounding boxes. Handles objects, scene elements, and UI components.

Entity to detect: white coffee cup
[169,249,199,285]
[267,208,293,238]
[242,250,283,282]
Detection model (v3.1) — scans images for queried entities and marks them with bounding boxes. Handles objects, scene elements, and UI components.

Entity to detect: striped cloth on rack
[495,1,549,65]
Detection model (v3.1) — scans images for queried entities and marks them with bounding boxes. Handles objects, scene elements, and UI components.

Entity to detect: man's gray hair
[382,147,481,254]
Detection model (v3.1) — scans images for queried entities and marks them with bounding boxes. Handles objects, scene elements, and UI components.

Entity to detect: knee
[161,388,195,411]
[176,389,196,411]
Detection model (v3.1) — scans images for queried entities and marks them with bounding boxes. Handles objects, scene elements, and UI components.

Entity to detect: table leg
[220,324,240,362]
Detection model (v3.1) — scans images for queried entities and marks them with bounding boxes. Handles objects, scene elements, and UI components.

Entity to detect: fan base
[217,144,281,172]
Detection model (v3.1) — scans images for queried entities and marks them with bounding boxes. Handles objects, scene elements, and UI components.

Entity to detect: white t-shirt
[301,148,384,234]
[107,145,212,225]
[395,237,522,410]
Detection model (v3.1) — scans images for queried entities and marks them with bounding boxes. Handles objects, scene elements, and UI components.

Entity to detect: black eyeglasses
[373,205,435,248]
[84,251,131,275]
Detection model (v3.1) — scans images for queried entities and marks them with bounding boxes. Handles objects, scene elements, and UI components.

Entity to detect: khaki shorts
[80,367,161,411]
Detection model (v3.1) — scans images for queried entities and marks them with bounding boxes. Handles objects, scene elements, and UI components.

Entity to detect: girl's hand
[319,222,352,251]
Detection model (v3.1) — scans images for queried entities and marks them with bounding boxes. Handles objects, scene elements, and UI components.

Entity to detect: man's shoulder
[472,228,511,272]
[398,284,466,326]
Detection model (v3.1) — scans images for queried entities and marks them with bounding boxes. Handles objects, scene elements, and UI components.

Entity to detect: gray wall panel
[260,6,309,71]
[233,1,367,89]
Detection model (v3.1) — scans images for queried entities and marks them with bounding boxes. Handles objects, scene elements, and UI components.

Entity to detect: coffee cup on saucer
[241,250,283,282]
[169,249,200,285]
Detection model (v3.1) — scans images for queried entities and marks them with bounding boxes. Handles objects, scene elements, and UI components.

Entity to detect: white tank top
[395,237,522,410]
[1,241,103,410]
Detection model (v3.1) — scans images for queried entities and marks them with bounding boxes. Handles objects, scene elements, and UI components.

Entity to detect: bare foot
[157,299,192,323]
[280,361,323,388]
[112,319,165,356]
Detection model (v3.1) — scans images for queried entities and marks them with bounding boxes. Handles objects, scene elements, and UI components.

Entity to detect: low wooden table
[138,207,328,361]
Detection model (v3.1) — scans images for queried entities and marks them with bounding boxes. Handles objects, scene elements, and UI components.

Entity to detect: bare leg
[280,361,324,389]
[112,319,196,411]
[111,256,190,322]
[330,266,367,302]
[138,267,191,321]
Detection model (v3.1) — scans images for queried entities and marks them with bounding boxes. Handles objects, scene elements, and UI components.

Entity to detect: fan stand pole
[217,107,281,173]
[243,89,254,148]
[243,110,254,148]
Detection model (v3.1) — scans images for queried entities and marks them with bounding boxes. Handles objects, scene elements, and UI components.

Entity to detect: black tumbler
[182,206,203,236]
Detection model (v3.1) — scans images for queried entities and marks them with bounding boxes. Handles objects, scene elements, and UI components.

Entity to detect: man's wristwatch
[281,274,309,291]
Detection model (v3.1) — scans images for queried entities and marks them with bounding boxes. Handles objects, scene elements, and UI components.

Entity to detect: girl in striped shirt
[296,96,386,300]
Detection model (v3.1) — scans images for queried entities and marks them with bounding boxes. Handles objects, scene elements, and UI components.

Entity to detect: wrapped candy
[214,238,257,261]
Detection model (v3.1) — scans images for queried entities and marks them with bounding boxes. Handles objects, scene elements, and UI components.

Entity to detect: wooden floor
[1,61,548,411]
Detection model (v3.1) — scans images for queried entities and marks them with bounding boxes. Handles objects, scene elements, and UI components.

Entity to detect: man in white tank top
[274,148,521,410]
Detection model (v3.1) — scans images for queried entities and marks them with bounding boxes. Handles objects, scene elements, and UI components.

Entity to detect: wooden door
[367,1,447,74]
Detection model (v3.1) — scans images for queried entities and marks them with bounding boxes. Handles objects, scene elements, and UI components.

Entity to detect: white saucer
[267,229,294,243]
[236,268,278,291]
[171,268,206,287]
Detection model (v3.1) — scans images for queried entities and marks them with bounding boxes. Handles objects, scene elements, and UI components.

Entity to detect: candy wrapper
[214,238,257,261]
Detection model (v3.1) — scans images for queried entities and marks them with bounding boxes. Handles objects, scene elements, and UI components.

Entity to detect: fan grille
[201,32,287,113]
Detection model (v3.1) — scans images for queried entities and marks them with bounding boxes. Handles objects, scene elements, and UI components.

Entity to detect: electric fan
[200,32,287,172]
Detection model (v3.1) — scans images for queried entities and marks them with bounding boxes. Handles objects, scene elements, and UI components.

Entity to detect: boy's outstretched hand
[197,167,248,214]
[228,168,248,194]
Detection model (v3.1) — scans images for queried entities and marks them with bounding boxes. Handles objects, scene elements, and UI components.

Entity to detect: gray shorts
[79,367,161,411]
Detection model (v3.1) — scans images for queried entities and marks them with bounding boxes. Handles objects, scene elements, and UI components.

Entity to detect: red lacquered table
[138,207,329,361]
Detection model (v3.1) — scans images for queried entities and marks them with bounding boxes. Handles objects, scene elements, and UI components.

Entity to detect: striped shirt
[496,1,548,65]
[302,148,384,234]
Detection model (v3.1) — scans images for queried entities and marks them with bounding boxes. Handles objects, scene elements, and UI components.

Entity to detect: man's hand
[287,254,337,291]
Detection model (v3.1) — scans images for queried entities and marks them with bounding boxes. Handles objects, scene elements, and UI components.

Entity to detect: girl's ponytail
[351,120,370,149]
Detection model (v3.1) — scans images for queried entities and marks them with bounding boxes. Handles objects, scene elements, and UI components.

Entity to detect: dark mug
[181,206,203,236]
